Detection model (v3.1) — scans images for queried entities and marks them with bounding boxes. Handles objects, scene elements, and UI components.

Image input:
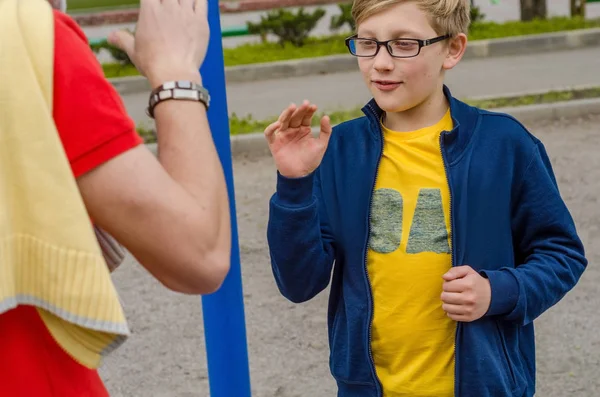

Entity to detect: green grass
[137,87,600,143]
[223,34,350,66]
[101,63,139,78]
[103,16,600,78]
[467,87,600,108]
[468,16,600,39]
[137,125,156,144]
[68,0,138,12]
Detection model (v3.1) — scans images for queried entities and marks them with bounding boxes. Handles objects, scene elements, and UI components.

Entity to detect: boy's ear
[443,33,467,71]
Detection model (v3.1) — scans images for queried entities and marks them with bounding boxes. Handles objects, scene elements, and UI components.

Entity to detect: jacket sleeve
[482,141,587,325]
[267,168,336,303]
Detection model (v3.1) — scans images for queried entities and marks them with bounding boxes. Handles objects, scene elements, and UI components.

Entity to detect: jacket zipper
[364,104,384,396]
[439,131,460,397]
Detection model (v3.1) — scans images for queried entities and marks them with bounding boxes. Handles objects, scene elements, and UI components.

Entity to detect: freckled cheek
[404,61,435,84]
[398,63,420,83]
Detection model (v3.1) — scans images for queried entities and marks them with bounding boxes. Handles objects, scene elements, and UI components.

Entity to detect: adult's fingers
[139,0,158,9]
[108,30,135,60]
[192,0,207,15]
[180,0,196,10]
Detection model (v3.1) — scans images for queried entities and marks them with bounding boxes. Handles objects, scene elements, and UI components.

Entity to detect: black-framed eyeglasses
[345,34,451,58]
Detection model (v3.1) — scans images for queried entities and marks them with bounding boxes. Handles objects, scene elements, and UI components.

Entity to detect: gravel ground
[100,113,600,397]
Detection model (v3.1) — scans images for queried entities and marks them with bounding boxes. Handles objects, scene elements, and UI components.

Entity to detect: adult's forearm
[152,72,231,258]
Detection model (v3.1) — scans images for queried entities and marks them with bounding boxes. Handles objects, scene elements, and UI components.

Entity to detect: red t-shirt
[0,11,142,396]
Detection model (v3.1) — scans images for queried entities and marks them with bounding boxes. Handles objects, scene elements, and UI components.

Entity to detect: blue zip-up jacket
[267,86,587,397]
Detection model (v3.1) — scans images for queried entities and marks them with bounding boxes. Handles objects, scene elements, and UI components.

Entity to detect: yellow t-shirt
[367,109,456,396]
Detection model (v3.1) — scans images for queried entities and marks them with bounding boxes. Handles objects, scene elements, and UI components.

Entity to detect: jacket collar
[361,85,479,165]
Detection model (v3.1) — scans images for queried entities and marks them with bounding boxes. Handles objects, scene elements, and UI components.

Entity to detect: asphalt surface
[100,112,600,397]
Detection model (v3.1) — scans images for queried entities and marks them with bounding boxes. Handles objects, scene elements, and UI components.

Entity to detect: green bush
[136,124,156,143]
[91,39,134,76]
[330,3,355,32]
[247,7,326,47]
[470,5,486,24]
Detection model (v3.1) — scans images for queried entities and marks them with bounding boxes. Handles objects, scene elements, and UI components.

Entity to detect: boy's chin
[373,97,414,114]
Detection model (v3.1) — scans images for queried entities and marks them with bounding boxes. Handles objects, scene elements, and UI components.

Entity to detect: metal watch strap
[146,80,210,118]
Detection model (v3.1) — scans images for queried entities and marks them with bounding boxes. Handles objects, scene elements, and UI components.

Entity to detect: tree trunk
[520,0,547,21]
[570,0,586,18]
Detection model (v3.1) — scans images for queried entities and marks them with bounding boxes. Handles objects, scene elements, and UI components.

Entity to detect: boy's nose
[373,47,395,72]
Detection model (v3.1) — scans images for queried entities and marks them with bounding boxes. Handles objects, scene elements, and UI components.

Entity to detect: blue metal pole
[200,0,252,395]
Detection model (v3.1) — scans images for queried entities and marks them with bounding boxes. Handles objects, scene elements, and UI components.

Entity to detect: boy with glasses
[263,0,587,396]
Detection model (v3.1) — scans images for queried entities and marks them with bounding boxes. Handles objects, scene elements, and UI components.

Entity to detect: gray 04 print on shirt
[369,188,451,255]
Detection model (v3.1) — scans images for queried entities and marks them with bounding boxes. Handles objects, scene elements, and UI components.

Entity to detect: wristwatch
[146,80,210,118]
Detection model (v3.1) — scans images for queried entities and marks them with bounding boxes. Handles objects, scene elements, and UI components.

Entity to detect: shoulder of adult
[51,8,141,178]
[52,9,88,43]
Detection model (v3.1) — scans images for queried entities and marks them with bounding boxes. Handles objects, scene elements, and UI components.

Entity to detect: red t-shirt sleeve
[52,10,143,178]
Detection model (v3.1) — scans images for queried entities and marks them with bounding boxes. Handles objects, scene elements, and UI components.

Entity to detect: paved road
[121,46,600,127]
[99,113,600,397]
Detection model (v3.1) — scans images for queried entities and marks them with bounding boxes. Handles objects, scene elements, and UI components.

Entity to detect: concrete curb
[496,97,600,124]
[110,76,151,95]
[469,27,600,58]
[226,54,354,83]
[109,28,600,90]
[109,76,151,96]
[464,83,600,101]
[145,97,600,159]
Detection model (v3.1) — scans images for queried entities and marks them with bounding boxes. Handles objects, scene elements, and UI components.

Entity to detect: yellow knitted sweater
[0,0,130,369]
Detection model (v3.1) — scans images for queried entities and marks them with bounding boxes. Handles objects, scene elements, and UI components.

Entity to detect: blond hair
[351,0,471,36]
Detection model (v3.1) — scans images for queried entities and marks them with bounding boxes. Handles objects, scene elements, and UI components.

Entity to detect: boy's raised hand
[441,266,492,322]
[265,101,333,179]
